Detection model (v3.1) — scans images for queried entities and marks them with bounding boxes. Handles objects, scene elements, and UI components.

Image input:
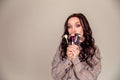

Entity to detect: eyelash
[76,24,80,27]
[68,26,72,28]
[68,24,81,28]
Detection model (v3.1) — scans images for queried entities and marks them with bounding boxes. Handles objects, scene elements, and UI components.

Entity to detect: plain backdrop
[0,0,120,80]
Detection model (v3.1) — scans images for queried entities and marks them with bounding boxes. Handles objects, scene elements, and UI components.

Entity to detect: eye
[68,26,72,29]
[76,24,81,27]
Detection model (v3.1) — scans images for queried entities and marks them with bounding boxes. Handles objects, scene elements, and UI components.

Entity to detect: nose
[71,27,76,34]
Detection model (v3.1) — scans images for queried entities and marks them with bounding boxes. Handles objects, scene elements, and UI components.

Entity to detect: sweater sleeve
[72,46,101,80]
[51,48,72,80]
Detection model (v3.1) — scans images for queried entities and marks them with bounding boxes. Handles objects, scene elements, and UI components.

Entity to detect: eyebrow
[75,21,80,24]
[68,21,80,25]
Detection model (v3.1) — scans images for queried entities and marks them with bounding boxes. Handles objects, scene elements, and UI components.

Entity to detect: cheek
[77,28,84,36]
[80,29,84,35]
[68,29,71,34]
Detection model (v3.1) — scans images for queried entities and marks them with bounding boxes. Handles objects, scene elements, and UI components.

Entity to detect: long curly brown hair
[59,13,96,68]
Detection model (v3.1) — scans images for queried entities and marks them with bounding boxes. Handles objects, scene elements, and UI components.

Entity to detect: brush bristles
[64,34,68,39]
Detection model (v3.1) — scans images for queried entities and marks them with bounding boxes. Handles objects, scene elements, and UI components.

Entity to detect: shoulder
[89,45,101,66]
[53,46,62,60]
[94,45,101,59]
[52,47,62,65]
[54,47,61,57]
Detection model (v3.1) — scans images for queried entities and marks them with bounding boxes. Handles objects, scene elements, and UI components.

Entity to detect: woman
[51,13,101,80]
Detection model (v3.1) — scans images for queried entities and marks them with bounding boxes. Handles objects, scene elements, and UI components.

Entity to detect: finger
[67,45,79,56]
[67,51,72,56]
[69,47,80,58]
[68,53,74,60]
[69,45,79,50]
[67,48,76,57]
[68,47,77,53]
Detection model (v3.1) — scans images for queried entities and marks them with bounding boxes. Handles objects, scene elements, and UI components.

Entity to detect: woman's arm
[51,48,72,80]
[72,47,101,80]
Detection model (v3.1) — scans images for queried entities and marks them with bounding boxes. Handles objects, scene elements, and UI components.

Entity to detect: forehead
[68,17,80,24]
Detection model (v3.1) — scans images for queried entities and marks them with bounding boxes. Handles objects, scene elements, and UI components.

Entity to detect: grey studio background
[0,0,120,80]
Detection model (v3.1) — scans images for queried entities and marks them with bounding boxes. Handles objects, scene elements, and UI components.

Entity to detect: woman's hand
[67,44,80,61]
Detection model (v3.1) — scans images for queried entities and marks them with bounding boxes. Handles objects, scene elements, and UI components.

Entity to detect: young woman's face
[67,17,84,36]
